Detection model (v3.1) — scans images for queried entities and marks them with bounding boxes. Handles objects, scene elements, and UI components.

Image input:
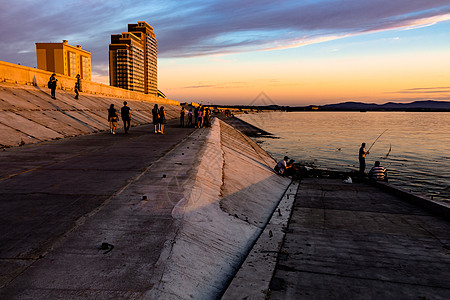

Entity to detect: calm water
[238,112,450,202]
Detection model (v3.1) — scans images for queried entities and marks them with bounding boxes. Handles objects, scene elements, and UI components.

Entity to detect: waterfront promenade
[224,177,450,299]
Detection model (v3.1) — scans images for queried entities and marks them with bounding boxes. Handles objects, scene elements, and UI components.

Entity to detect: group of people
[274,143,388,182]
[152,104,167,134]
[359,142,388,181]
[48,73,81,100]
[107,102,168,135]
[178,106,212,128]
[107,101,132,134]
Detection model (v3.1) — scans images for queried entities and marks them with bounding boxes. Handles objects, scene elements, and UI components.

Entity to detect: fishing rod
[368,129,388,152]
[382,144,392,159]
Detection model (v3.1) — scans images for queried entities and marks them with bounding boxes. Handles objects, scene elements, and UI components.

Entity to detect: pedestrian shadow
[31,83,99,132]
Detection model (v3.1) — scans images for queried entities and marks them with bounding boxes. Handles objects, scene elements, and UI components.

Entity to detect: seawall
[0,60,183,148]
[0,61,179,105]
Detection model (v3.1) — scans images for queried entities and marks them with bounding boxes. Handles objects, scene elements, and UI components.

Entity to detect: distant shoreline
[207,100,450,112]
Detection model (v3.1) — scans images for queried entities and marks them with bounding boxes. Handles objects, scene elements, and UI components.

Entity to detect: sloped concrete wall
[0,82,180,147]
[146,119,291,299]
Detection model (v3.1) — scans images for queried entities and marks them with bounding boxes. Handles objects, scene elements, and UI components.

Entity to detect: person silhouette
[74,74,81,99]
[159,106,166,134]
[152,104,159,133]
[359,142,370,175]
[187,109,193,127]
[121,101,132,134]
[48,73,57,99]
[180,107,185,127]
[369,161,388,182]
[107,104,118,134]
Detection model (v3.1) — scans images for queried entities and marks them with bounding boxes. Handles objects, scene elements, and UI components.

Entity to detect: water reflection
[238,111,450,201]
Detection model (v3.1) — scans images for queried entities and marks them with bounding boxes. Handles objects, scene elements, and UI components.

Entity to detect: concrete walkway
[0,120,195,295]
[265,178,450,299]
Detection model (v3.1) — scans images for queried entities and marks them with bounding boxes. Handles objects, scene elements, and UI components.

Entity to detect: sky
[1,0,450,106]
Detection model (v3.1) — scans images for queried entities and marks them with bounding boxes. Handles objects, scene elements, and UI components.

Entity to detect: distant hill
[316,100,450,111]
[380,100,450,110]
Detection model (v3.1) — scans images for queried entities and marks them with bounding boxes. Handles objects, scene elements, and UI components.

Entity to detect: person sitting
[274,156,290,175]
[284,159,300,179]
[369,161,388,182]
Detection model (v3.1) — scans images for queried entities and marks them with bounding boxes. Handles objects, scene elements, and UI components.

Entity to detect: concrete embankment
[0,82,180,148]
[145,119,291,299]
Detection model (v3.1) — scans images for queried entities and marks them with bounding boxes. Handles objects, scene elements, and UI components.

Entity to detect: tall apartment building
[109,21,157,95]
[36,40,91,80]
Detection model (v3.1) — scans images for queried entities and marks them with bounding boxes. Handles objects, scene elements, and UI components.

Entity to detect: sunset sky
[1,1,450,106]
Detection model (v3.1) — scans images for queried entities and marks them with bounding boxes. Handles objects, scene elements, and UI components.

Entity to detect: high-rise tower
[109,21,157,95]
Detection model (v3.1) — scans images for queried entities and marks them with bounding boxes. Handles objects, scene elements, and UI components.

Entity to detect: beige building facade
[36,40,91,80]
[109,21,157,95]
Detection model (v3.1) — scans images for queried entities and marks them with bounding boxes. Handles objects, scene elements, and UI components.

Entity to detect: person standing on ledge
[74,74,81,99]
[121,101,132,134]
[48,73,57,99]
[359,142,370,175]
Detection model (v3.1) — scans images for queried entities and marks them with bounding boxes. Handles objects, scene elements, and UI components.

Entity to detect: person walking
[107,104,118,134]
[197,107,203,128]
[159,106,167,134]
[359,142,370,175]
[180,107,185,127]
[74,74,81,99]
[48,73,57,99]
[187,109,193,127]
[152,104,159,133]
[194,106,199,128]
[121,101,132,134]
[204,107,210,127]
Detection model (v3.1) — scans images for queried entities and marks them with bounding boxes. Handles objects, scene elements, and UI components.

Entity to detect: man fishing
[360,129,388,175]
[359,142,370,175]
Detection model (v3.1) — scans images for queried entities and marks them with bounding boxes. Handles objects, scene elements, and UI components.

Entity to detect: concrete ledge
[0,60,179,106]
[373,181,450,221]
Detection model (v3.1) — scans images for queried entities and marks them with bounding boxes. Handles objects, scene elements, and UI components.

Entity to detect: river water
[237,111,450,202]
